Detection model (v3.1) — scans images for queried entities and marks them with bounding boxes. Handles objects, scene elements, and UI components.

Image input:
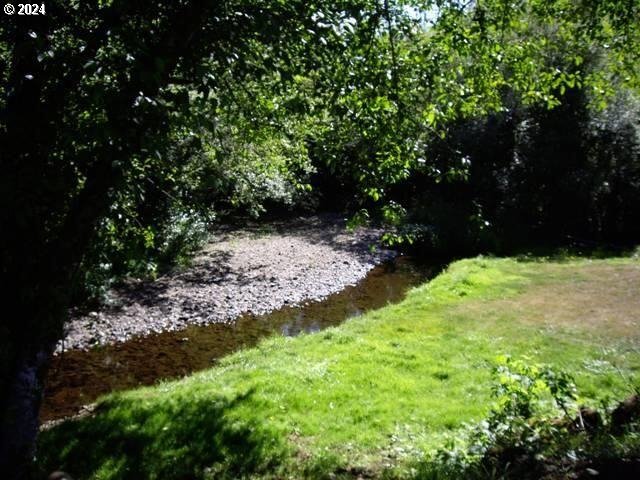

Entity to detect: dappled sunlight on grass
[38,389,289,479]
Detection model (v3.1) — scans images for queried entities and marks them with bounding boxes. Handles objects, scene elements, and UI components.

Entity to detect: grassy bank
[37,256,640,479]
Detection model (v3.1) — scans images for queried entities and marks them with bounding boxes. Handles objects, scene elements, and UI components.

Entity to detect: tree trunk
[0,347,53,479]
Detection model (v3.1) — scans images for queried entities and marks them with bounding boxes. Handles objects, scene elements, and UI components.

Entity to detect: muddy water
[42,256,435,421]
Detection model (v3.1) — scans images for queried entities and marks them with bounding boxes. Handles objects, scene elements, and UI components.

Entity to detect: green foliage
[417,358,576,479]
[490,356,577,421]
[306,1,640,249]
[417,357,640,480]
[76,75,320,303]
[4,0,639,303]
[185,71,318,218]
[402,84,640,254]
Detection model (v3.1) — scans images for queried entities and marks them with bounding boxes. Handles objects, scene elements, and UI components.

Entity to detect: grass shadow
[507,243,639,263]
[36,387,288,479]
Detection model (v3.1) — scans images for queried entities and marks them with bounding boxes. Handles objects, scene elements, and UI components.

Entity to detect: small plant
[418,357,640,479]
[488,355,577,425]
[418,357,581,479]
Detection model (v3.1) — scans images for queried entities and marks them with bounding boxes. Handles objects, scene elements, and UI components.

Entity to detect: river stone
[58,215,394,352]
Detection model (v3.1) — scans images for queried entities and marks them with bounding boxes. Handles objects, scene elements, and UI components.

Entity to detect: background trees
[309,0,640,253]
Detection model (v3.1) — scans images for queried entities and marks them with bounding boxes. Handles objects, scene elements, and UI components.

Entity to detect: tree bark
[0,348,53,479]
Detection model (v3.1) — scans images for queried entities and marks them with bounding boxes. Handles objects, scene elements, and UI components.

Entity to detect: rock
[58,215,395,351]
[571,406,603,433]
[611,394,640,433]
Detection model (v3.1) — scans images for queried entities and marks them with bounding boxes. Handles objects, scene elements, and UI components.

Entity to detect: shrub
[417,357,640,480]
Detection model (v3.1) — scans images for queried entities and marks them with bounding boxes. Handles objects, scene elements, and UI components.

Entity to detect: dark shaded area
[311,89,640,258]
[399,89,640,256]
[37,389,287,480]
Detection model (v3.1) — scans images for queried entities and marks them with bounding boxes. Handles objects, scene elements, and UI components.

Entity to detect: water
[41,256,435,421]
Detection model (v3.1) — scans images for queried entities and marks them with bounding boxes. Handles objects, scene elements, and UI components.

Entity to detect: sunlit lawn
[38,256,640,479]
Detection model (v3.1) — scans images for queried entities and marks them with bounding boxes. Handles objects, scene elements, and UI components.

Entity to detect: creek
[42,256,436,421]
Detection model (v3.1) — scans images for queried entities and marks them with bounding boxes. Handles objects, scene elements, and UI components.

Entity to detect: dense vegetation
[13,0,639,304]
[1,0,639,478]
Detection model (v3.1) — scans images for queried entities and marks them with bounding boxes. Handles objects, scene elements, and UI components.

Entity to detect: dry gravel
[60,215,394,351]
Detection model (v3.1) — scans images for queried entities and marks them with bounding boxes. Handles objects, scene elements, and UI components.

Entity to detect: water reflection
[42,256,434,421]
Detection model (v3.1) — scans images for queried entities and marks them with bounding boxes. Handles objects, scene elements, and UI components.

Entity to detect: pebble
[58,215,394,352]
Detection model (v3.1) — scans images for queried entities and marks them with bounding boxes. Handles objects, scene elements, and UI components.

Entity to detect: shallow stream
[42,256,435,421]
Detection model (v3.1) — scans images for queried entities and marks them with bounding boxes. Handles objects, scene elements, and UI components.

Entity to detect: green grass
[37,257,640,479]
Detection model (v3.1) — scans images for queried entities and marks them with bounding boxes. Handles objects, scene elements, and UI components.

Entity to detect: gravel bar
[60,215,395,352]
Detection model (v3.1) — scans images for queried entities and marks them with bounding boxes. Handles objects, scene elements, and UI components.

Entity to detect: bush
[417,357,640,480]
